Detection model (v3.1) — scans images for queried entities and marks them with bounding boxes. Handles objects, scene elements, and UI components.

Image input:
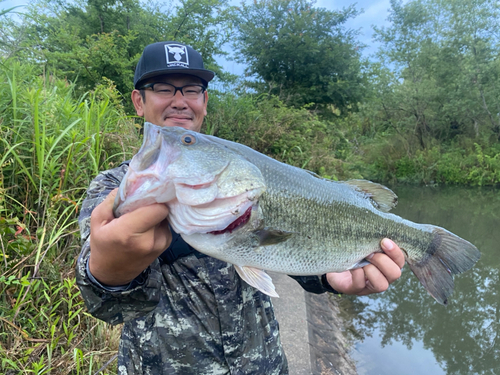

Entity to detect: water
[344,185,500,375]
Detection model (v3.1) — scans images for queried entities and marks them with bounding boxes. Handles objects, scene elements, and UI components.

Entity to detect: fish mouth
[208,206,253,235]
[178,181,214,190]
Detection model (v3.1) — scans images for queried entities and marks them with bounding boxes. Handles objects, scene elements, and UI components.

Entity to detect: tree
[371,0,500,148]
[441,0,500,139]
[233,0,365,115]
[1,0,233,102]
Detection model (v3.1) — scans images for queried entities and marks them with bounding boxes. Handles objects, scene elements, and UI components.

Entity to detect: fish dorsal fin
[305,169,322,179]
[234,265,279,297]
[344,179,398,212]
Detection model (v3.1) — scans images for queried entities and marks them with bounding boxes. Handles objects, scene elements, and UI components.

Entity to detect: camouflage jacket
[76,162,337,375]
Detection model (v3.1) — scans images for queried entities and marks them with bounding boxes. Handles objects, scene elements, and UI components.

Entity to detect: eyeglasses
[140,82,206,98]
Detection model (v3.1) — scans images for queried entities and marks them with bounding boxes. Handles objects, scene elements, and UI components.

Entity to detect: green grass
[0,60,139,374]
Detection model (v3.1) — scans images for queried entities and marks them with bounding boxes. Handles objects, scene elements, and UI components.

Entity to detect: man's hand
[88,189,171,286]
[326,239,405,296]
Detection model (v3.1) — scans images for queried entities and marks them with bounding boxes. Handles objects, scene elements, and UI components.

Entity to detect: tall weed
[0,60,139,374]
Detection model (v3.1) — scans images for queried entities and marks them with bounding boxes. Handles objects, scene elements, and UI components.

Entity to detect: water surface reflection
[344,186,499,375]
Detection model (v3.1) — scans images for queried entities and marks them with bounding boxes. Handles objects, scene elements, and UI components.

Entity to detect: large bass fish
[113,123,480,305]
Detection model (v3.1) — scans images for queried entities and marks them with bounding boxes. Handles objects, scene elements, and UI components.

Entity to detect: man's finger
[366,252,402,285]
[90,189,120,230]
[349,268,368,294]
[380,238,406,269]
[119,203,170,234]
[152,217,173,250]
[363,264,389,293]
[91,189,170,234]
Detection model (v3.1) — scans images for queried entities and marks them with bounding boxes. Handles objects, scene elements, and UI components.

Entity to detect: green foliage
[351,132,500,186]
[0,60,138,226]
[369,0,500,148]
[0,267,120,374]
[0,60,137,374]
[233,0,365,115]
[337,0,500,185]
[1,0,234,105]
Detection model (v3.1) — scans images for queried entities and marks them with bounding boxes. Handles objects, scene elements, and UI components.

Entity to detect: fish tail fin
[406,227,480,305]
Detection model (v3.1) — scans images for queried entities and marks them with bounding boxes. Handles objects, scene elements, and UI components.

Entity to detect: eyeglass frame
[139,82,207,98]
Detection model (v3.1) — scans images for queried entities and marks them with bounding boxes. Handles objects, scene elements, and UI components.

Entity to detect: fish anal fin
[347,259,372,270]
[345,179,398,212]
[234,265,279,298]
[254,228,294,246]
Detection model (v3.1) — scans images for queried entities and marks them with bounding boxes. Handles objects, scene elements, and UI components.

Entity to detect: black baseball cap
[134,41,215,89]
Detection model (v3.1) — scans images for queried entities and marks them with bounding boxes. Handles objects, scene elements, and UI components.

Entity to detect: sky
[1,0,396,75]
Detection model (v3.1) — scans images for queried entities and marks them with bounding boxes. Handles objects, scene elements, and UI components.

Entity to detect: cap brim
[135,68,215,89]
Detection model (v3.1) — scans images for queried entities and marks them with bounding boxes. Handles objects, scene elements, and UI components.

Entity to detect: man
[76,41,405,374]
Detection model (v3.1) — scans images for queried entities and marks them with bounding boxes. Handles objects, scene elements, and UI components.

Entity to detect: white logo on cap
[165,44,189,67]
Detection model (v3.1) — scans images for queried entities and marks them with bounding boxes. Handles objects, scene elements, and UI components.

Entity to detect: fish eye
[181,134,197,145]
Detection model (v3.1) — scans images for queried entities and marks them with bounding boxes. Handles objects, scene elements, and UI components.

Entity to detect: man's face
[131,74,208,133]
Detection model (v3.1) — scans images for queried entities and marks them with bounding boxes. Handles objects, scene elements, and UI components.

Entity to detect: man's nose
[170,90,188,108]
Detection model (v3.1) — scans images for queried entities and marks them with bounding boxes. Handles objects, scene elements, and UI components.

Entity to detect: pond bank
[271,272,357,375]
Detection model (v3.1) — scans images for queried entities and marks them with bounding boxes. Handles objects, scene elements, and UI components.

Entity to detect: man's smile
[165,111,193,122]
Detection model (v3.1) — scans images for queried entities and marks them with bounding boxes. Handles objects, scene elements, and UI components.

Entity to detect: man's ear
[131,90,145,117]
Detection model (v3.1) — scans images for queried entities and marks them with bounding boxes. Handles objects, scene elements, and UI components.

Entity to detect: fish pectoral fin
[344,179,398,212]
[234,265,279,298]
[253,228,294,247]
